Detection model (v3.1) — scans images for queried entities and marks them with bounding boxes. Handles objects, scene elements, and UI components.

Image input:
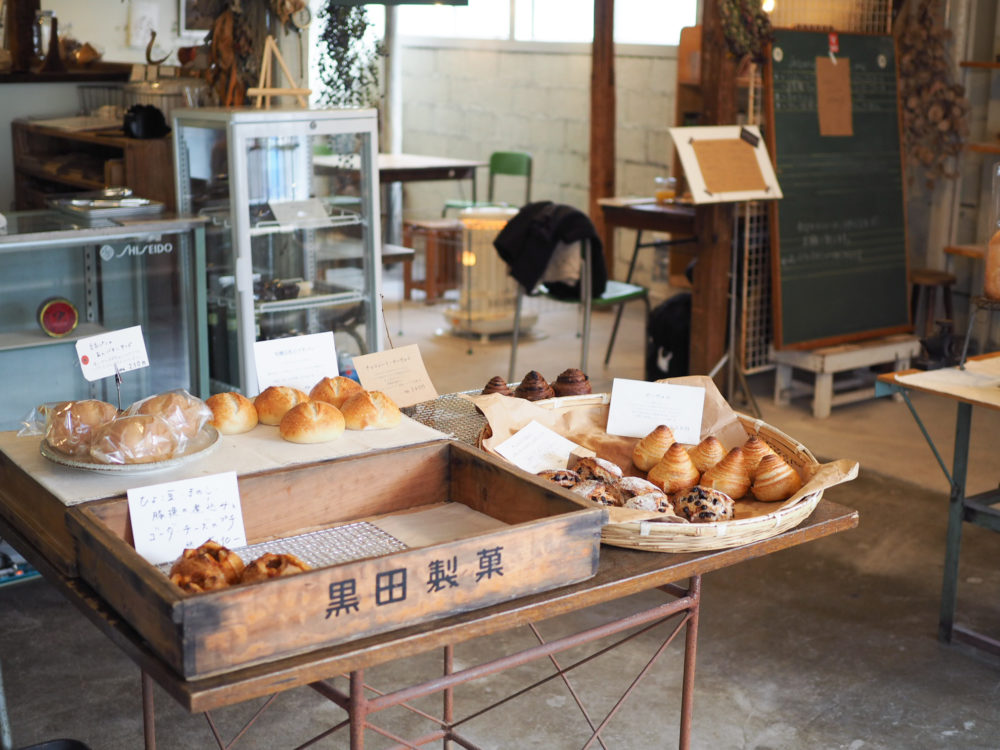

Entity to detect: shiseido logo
[100,242,174,261]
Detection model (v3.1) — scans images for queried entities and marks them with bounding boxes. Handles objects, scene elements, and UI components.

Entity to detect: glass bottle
[986,162,1000,300]
[32,10,54,69]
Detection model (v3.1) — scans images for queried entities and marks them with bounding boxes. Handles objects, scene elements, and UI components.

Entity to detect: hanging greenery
[316,4,384,109]
[719,0,774,64]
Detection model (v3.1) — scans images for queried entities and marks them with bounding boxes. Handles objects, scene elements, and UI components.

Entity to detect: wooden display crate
[66,440,606,679]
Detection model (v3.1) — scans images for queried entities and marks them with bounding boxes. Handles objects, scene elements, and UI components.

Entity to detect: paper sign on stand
[255,331,338,392]
[605,378,705,444]
[128,471,246,566]
[75,325,150,381]
[494,420,584,475]
[353,344,439,408]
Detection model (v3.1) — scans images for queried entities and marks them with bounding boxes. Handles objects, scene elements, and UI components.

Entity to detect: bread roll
[89,415,178,464]
[241,553,311,583]
[254,385,310,425]
[279,401,346,444]
[310,376,363,409]
[45,399,119,456]
[206,392,258,435]
[632,424,675,472]
[700,447,751,500]
[688,436,726,473]
[341,390,402,430]
[750,454,802,502]
[647,443,700,495]
[673,486,735,523]
[134,389,211,439]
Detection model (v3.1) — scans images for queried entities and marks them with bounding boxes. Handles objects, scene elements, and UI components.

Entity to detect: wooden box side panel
[182,511,603,678]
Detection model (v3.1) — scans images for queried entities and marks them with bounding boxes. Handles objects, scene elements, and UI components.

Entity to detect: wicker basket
[479,393,825,553]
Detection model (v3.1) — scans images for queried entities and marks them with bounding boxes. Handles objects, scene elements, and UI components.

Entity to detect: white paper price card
[75,325,149,382]
[495,420,584,475]
[605,378,705,444]
[353,344,439,407]
[128,471,246,566]
[254,331,338,393]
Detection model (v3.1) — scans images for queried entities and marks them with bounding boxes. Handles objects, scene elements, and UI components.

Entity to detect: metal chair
[508,237,649,382]
[442,151,532,216]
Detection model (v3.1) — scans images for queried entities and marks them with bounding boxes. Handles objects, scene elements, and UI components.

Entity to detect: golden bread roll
[310,376,363,409]
[700,446,751,500]
[254,385,310,425]
[573,456,623,484]
[205,392,258,435]
[647,442,701,495]
[741,434,776,478]
[552,368,592,397]
[673,486,735,523]
[45,399,119,456]
[513,370,555,401]
[134,389,212,439]
[482,375,514,396]
[632,424,676,472]
[170,541,245,593]
[241,552,311,583]
[89,415,178,464]
[279,401,346,444]
[341,390,402,430]
[750,454,803,502]
[688,435,726,473]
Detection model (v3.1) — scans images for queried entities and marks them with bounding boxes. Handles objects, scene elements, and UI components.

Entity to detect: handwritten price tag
[75,325,149,382]
[494,420,584,475]
[128,471,246,565]
[353,344,438,407]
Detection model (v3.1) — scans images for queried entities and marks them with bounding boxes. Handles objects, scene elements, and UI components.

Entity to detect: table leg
[938,402,971,643]
[350,669,367,750]
[142,671,156,750]
[444,645,454,749]
[679,575,700,750]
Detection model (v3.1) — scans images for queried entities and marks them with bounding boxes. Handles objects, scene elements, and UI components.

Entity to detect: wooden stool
[910,268,956,338]
[402,219,464,303]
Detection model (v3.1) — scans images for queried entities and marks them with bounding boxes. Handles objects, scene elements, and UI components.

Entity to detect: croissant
[700,446,751,500]
[750,454,802,502]
[632,424,675,472]
[687,435,726,473]
[742,434,776,478]
[647,443,701,495]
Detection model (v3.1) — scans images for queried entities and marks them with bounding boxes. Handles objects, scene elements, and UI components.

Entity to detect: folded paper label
[255,331,338,393]
[494,420,584,475]
[605,378,704,443]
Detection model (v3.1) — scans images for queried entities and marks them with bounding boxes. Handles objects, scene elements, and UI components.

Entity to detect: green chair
[442,151,532,217]
[508,237,649,382]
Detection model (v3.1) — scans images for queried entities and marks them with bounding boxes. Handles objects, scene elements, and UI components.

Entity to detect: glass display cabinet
[0,211,207,430]
[172,108,384,396]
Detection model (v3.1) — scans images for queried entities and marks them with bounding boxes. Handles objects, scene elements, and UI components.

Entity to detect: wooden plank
[589,0,616,273]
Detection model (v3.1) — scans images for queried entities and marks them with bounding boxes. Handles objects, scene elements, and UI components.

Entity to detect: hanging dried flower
[719,0,774,64]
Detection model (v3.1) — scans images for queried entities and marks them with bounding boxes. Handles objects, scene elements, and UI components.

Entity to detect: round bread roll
[279,401,346,443]
[206,392,258,435]
[310,376,363,409]
[241,553,311,583]
[254,385,310,425]
[89,415,178,464]
[341,390,402,430]
[134,389,211,440]
[45,399,119,456]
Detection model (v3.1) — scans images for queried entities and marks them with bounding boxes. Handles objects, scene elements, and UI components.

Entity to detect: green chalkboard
[766,30,911,349]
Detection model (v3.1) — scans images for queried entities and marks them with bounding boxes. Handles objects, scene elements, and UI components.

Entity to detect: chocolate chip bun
[673,486,735,523]
[537,468,582,489]
[254,386,310,426]
[206,392,258,435]
[552,368,592,397]
[513,370,555,401]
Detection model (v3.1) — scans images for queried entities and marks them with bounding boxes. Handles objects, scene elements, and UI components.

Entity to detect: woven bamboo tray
[479,393,825,553]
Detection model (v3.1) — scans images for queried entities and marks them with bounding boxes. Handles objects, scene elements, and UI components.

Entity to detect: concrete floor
[2,274,999,749]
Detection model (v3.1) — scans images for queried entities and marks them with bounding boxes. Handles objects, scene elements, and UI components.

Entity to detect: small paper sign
[128,471,246,566]
[353,344,439,407]
[269,198,332,228]
[75,325,149,382]
[494,420,584,475]
[605,378,705,443]
[254,331,338,393]
[816,55,853,137]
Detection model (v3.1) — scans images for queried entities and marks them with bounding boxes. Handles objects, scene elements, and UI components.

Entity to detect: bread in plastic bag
[43,399,119,457]
[89,414,180,464]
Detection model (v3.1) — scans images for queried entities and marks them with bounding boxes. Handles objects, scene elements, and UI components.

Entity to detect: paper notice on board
[816,56,853,136]
[690,139,767,195]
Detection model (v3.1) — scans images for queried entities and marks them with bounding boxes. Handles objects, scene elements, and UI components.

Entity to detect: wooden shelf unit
[11,119,175,211]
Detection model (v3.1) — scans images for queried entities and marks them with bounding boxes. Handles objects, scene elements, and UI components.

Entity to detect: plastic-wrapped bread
[89,415,179,464]
[45,399,119,456]
[741,434,776,477]
[133,389,212,441]
[632,424,675,472]
[700,446,751,500]
[750,454,802,502]
[687,435,726,473]
[647,443,700,495]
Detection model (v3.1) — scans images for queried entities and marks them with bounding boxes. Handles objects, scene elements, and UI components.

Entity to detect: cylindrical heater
[444,207,538,339]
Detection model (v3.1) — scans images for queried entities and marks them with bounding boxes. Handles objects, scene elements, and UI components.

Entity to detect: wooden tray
[66,440,606,679]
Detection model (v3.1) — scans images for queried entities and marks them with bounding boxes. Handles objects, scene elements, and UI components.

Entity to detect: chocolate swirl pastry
[552,368,592,397]
[513,370,555,401]
[481,375,514,396]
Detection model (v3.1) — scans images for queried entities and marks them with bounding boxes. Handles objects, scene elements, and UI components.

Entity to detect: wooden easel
[247,35,311,108]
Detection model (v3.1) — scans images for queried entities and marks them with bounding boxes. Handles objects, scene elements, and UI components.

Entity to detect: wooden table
[875,352,1000,655]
